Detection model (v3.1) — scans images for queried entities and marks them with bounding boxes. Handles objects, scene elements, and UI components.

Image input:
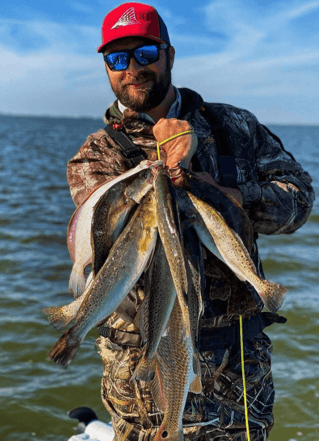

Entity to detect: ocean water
[0,114,318,441]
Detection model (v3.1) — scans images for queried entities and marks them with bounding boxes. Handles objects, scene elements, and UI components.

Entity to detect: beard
[109,55,172,112]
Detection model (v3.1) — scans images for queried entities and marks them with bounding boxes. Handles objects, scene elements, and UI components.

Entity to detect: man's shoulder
[203,102,258,124]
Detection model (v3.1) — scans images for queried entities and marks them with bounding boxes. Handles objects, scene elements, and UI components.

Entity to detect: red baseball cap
[97,2,170,53]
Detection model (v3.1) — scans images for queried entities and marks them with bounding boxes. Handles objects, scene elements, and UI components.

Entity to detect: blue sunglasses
[104,43,169,71]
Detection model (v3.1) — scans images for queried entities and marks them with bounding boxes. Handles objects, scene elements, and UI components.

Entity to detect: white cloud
[1,1,319,123]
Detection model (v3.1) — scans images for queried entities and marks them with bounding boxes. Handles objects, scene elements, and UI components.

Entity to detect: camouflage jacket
[67,87,314,323]
[67,87,314,438]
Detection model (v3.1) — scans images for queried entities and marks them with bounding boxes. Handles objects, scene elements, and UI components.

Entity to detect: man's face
[104,37,175,112]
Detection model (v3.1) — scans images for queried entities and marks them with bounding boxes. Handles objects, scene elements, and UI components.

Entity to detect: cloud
[0,0,318,123]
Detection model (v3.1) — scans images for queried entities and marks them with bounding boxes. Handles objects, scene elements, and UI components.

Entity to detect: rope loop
[156,130,194,161]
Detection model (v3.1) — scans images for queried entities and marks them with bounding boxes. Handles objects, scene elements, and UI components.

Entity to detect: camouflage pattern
[67,87,315,440]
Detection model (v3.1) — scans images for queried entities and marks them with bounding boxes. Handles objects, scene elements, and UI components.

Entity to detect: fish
[124,168,154,204]
[187,192,287,312]
[92,168,155,276]
[46,191,158,368]
[182,225,205,354]
[176,186,257,314]
[176,169,254,253]
[151,299,202,441]
[132,238,177,382]
[67,160,157,298]
[153,166,191,338]
[91,179,137,277]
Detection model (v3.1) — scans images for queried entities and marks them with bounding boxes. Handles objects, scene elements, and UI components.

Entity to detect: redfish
[151,299,202,441]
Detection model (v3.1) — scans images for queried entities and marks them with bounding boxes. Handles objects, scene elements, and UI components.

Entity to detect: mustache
[122,72,156,86]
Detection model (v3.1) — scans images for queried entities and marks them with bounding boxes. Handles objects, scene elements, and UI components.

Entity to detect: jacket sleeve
[237,118,315,235]
[67,129,131,207]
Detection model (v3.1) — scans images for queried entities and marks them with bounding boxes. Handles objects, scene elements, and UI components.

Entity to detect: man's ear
[169,46,175,70]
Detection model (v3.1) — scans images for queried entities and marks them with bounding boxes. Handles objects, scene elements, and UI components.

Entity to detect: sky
[1,0,319,124]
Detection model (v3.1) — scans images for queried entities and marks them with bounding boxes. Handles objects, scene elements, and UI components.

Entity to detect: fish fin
[233,272,246,282]
[189,374,202,394]
[42,306,74,331]
[46,328,81,368]
[68,267,86,298]
[42,294,83,331]
[259,281,288,313]
[131,353,156,382]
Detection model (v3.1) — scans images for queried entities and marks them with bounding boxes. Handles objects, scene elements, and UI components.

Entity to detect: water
[0,115,318,441]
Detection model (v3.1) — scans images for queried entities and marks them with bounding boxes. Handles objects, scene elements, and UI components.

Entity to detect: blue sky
[1,0,319,123]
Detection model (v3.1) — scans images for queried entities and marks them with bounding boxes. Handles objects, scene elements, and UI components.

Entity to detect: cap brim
[97,34,165,53]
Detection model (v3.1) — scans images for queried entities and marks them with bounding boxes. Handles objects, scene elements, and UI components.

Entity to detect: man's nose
[125,57,144,75]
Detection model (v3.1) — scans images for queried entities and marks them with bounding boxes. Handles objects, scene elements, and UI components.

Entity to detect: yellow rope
[156,130,194,161]
[239,315,251,441]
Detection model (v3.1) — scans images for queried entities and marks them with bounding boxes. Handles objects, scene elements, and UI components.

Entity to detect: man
[67,3,314,440]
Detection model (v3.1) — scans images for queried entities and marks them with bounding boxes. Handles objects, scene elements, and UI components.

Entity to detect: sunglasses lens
[104,45,162,71]
[105,52,129,71]
[134,45,159,66]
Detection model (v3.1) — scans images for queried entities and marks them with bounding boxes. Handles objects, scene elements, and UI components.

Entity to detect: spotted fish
[132,238,177,382]
[188,192,287,312]
[46,192,158,368]
[154,167,191,338]
[67,160,156,297]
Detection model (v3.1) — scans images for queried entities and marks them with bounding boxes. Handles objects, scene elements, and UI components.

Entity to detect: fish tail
[154,426,184,441]
[68,268,86,298]
[258,280,288,312]
[46,328,81,368]
[131,353,156,382]
[42,305,75,331]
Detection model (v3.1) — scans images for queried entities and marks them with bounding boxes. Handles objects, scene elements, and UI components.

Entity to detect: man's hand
[153,118,198,169]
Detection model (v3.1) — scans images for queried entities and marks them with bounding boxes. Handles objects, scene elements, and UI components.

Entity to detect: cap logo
[111,7,140,30]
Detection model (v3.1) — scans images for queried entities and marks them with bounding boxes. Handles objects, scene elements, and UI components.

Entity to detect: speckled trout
[188,192,287,312]
[176,169,254,251]
[46,192,158,368]
[44,169,156,332]
[67,160,157,297]
[151,299,202,441]
[154,166,191,338]
[92,168,154,276]
[132,238,177,382]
